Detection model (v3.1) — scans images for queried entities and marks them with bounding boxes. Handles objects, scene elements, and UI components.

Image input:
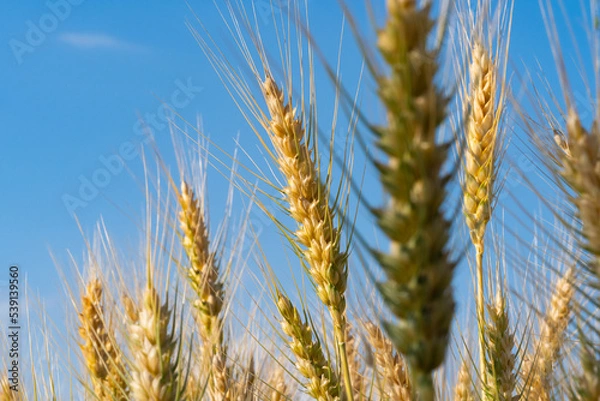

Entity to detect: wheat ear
[483,290,516,401]
[276,293,341,401]
[374,1,455,399]
[267,368,288,401]
[454,361,474,401]
[556,106,600,401]
[365,322,411,401]
[0,377,19,401]
[346,324,364,400]
[178,181,230,400]
[261,76,352,400]
[522,268,574,400]
[78,278,128,400]
[125,283,178,401]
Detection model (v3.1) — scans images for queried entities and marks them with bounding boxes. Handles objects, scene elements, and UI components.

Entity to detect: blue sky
[0,0,589,370]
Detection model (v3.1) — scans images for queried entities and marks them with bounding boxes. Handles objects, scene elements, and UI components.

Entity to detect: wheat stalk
[260,76,352,400]
[365,321,411,401]
[373,1,455,399]
[522,268,574,400]
[276,293,340,401]
[125,284,178,401]
[78,278,128,400]
[483,290,516,401]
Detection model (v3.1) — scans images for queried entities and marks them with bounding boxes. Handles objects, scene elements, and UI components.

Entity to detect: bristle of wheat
[276,294,340,401]
[78,278,127,400]
[522,269,575,400]
[365,322,411,401]
[374,1,454,399]
[484,290,516,401]
[128,285,178,401]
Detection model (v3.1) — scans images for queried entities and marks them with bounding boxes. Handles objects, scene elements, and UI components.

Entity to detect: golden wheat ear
[78,278,128,401]
[276,292,341,401]
[364,321,411,400]
[521,268,574,400]
[126,283,180,401]
[371,1,455,399]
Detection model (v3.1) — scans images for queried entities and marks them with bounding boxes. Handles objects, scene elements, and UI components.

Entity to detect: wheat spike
[267,368,288,401]
[453,362,474,401]
[179,180,224,346]
[464,40,499,250]
[484,290,516,401]
[261,76,352,399]
[522,269,575,400]
[276,293,340,401]
[127,285,178,401]
[178,180,231,400]
[374,1,455,399]
[0,377,19,401]
[78,278,128,400]
[365,322,411,401]
[346,325,364,400]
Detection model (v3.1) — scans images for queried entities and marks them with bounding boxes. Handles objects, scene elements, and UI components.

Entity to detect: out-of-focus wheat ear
[364,321,411,401]
[573,337,600,400]
[276,293,341,401]
[78,278,128,401]
[522,268,574,400]
[373,1,455,399]
[346,324,365,400]
[454,361,474,401]
[260,76,352,400]
[483,289,516,401]
[0,376,19,401]
[267,368,289,401]
[559,110,600,280]
[127,284,179,401]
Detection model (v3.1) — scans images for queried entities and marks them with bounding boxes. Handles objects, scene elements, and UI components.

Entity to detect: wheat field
[3,0,600,400]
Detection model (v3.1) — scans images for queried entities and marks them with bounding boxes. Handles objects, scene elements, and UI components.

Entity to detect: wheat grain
[374,1,455,399]
[78,278,128,400]
[267,368,288,401]
[276,293,340,401]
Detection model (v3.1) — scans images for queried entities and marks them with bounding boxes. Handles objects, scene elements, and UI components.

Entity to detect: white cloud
[58,32,147,52]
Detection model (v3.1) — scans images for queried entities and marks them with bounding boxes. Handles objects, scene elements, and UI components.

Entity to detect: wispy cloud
[58,32,148,52]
